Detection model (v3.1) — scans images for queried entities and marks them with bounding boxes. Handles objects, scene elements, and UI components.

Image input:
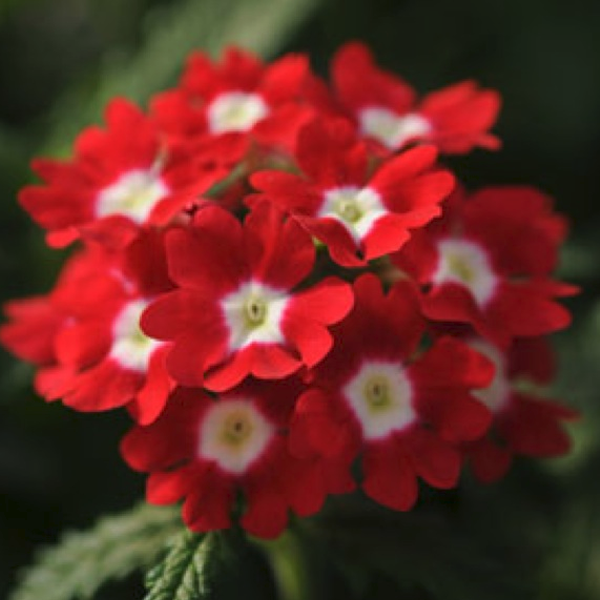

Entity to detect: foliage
[144,532,215,600]
[9,504,181,600]
[1,1,600,600]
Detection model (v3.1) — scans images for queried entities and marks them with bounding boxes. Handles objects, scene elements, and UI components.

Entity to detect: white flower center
[432,239,497,306]
[221,281,288,351]
[344,361,415,440]
[199,399,274,474]
[207,92,269,134]
[468,339,510,413]
[110,299,161,372]
[319,186,387,243]
[96,169,169,223]
[359,107,431,150]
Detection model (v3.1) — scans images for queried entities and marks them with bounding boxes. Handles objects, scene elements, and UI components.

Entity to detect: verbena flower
[0,42,578,537]
[330,42,501,155]
[392,186,577,347]
[250,118,454,266]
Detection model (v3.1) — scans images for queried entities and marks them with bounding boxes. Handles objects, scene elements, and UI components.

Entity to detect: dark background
[1,0,599,598]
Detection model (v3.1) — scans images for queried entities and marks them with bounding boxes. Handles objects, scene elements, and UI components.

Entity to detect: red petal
[419,392,492,443]
[371,145,439,184]
[120,388,209,471]
[361,213,411,259]
[147,466,193,504]
[403,428,461,489]
[54,320,113,369]
[332,42,415,114]
[166,326,228,388]
[296,118,368,185]
[283,317,332,368]
[166,206,246,294]
[260,53,310,103]
[62,359,142,412]
[412,336,495,390]
[183,470,235,532]
[287,277,354,325]
[490,283,572,339]
[500,394,576,457]
[362,442,418,511]
[0,296,62,364]
[289,389,360,461]
[244,202,315,289]
[128,346,175,425]
[249,171,321,214]
[241,480,289,539]
[508,337,556,383]
[282,455,329,517]
[298,215,365,267]
[34,365,76,400]
[202,347,253,392]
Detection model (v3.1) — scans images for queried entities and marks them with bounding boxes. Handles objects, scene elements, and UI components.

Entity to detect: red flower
[2,233,177,424]
[464,336,578,482]
[1,246,123,401]
[142,202,354,391]
[0,42,580,538]
[120,379,350,539]
[331,42,501,155]
[392,186,577,347]
[250,118,454,267]
[151,48,314,154]
[289,274,492,511]
[19,99,227,249]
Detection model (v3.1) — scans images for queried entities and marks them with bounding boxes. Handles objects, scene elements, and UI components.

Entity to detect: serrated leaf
[9,503,182,600]
[146,528,281,600]
[144,531,217,600]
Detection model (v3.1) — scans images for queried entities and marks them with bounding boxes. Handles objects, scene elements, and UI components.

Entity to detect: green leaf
[144,530,216,600]
[145,528,281,600]
[9,503,182,600]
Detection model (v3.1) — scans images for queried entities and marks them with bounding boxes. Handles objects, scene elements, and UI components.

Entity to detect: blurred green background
[1,0,599,598]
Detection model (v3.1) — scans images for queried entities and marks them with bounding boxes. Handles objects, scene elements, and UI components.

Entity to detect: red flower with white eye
[463,336,578,483]
[2,233,177,424]
[19,99,228,249]
[250,119,454,267]
[120,379,351,539]
[331,42,501,155]
[59,231,178,424]
[151,47,314,154]
[289,274,492,511]
[392,186,577,347]
[1,246,126,401]
[142,202,353,392]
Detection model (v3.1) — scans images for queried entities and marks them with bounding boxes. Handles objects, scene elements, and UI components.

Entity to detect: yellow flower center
[364,375,392,411]
[220,410,254,447]
[245,296,268,326]
[336,197,362,223]
[446,252,476,286]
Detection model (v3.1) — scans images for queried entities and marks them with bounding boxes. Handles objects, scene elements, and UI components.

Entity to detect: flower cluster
[1,42,577,538]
